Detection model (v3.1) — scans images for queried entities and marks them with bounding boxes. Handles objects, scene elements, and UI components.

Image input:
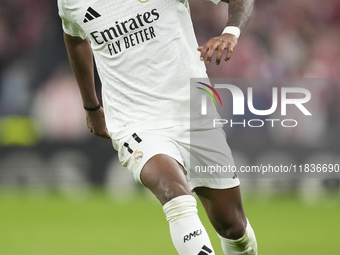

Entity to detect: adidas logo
[83,7,101,23]
[197,245,213,255]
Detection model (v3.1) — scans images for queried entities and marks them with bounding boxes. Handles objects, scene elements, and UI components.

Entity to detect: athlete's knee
[156,181,192,204]
[215,215,247,240]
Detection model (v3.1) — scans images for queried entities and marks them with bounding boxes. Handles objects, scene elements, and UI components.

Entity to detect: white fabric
[57,0,208,139]
[163,195,198,222]
[222,26,241,38]
[163,195,215,255]
[113,124,240,190]
[208,0,222,5]
[219,219,258,255]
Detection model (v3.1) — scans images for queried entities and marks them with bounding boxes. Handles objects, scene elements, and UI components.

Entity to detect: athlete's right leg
[140,154,215,255]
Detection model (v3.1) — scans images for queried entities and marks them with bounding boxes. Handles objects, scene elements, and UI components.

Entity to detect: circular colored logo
[134,151,144,163]
[138,0,149,3]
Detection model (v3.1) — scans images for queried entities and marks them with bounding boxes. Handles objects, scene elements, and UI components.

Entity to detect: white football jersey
[58,0,218,139]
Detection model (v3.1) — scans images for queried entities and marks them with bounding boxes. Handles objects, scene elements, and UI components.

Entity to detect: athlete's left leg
[194,186,258,255]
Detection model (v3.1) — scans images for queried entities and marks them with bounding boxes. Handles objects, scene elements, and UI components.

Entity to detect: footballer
[58,0,257,254]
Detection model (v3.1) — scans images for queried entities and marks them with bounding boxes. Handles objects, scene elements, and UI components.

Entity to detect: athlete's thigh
[141,154,192,205]
[114,131,191,205]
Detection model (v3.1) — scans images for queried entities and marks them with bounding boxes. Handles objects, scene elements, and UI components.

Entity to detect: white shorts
[112,124,240,190]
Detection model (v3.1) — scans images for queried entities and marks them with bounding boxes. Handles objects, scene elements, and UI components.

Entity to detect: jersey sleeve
[57,0,87,39]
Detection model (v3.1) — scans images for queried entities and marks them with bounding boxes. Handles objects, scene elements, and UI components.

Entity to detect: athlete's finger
[92,127,110,139]
[205,41,220,64]
[101,129,111,139]
[225,43,234,61]
[199,44,210,61]
[215,43,227,65]
[197,46,205,61]
[199,37,218,62]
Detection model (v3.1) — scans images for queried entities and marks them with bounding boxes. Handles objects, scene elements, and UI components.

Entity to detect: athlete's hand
[197,33,238,65]
[85,107,111,139]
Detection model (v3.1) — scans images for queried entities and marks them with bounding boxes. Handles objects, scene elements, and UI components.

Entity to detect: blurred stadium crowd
[193,0,340,78]
[0,0,339,198]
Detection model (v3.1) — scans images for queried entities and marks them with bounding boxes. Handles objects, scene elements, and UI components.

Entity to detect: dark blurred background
[0,0,339,200]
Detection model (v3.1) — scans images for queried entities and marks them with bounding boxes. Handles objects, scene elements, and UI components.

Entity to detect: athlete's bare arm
[198,0,255,65]
[63,33,110,139]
